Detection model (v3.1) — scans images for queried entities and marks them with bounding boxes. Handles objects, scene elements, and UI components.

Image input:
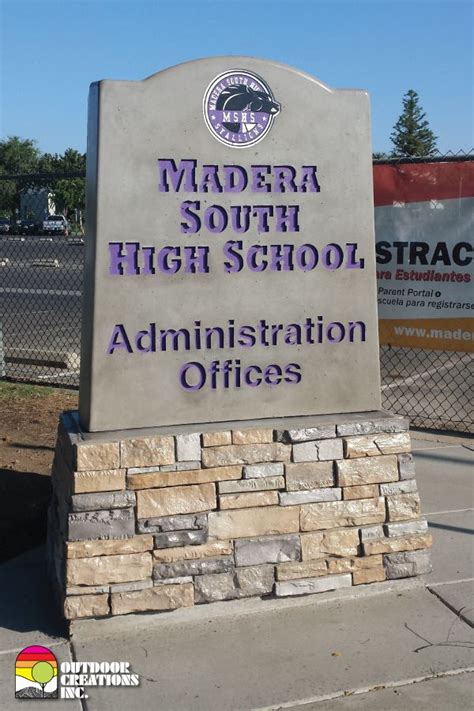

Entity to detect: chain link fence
[0,158,472,433]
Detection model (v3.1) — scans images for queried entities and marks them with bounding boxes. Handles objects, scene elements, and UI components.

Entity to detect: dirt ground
[0,382,78,562]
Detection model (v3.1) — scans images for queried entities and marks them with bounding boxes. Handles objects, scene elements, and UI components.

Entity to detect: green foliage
[390,90,438,157]
[0,137,85,219]
[40,149,86,217]
[0,137,41,216]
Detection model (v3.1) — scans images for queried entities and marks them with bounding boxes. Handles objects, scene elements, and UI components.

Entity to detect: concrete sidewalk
[0,431,472,710]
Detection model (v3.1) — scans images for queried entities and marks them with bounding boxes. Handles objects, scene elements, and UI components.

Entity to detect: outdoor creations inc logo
[15,646,58,699]
[203,69,280,148]
[15,646,140,700]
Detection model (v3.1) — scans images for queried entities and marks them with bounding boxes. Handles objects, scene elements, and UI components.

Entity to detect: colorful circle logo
[203,69,281,148]
[15,645,58,699]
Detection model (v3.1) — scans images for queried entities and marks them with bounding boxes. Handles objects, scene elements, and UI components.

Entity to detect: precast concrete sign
[79,57,381,432]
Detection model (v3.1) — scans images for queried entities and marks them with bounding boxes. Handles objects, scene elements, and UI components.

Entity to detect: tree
[390,90,438,157]
[31,661,54,698]
[0,137,41,217]
[39,148,86,221]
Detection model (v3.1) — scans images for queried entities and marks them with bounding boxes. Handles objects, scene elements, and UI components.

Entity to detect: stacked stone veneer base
[47,411,432,620]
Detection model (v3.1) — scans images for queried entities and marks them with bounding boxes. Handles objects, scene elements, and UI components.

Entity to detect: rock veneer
[47,412,432,620]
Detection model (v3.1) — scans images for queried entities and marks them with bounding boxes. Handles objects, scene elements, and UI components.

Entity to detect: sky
[0,0,472,156]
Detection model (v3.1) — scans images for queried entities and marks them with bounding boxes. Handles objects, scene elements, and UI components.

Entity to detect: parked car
[0,218,11,234]
[42,214,70,236]
[19,219,41,235]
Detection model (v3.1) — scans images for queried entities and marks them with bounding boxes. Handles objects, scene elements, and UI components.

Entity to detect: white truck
[42,214,69,236]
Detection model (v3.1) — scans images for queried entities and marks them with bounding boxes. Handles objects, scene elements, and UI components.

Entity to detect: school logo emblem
[15,645,58,699]
[203,69,280,148]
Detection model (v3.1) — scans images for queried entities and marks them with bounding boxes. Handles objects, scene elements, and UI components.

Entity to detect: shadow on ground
[0,545,67,638]
[0,468,51,563]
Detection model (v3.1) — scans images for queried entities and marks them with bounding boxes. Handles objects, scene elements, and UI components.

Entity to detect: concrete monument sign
[79,57,381,432]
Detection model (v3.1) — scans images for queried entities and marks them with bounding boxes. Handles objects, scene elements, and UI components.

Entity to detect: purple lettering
[223,240,244,272]
[199,165,222,193]
[296,244,318,271]
[299,166,321,192]
[180,362,206,390]
[108,242,140,276]
[180,200,201,233]
[107,324,133,354]
[274,166,297,193]
[251,165,271,192]
[346,243,365,269]
[223,165,248,192]
[322,243,344,270]
[158,158,197,192]
[275,205,300,232]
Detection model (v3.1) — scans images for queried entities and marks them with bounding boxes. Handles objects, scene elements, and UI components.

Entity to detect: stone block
[176,433,201,461]
[154,576,193,585]
[363,533,432,556]
[336,456,399,487]
[67,585,109,595]
[384,550,432,578]
[154,529,207,549]
[218,476,285,494]
[153,556,234,580]
[276,426,336,443]
[327,554,383,574]
[220,491,279,509]
[301,528,360,560]
[109,579,153,593]
[202,431,232,446]
[68,508,135,541]
[136,483,216,519]
[208,506,299,539]
[279,488,342,506]
[285,461,335,491]
[343,485,379,500]
[234,534,300,566]
[398,453,416,480]
[275,573,352,597]
[202,443,290,468]
[384,519,428,537]
[380,480,418,496]
[75,441,120,471]
[73,469,126,494]
[236,565,275,596]
[128,465,242,490]
[67,552,152,586]
[243,462,284,479]
[336,417,408,436]
[232,428,274,444]
[343,433,411,458]
[67,535,154,558]
[300,498,386,531]
[64,593,109,619]
[292,438,343,462]
[359,525,384,542]
[153,540,233,563]
[276,560,328,581]
[386,493,421,522]
[194,566,275,603]
[121,436,175,468]
[352,567,386,585]
[137,513,207,534]
[71,490,136,512]
[194,572,237,602]
[111,583,194,615]
[129,462,201,474]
